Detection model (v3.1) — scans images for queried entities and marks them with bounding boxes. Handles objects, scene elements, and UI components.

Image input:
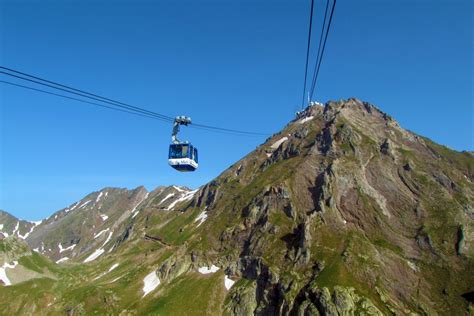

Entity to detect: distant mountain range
[1,98,473,315]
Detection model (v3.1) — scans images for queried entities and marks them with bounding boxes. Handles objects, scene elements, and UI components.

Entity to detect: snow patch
[79,200,92,209]
[198,264,219,274]
[173,185,186,192]
[56,257,69,264]
[166,189,198,210]
[298,116,314,124]
[100,214,108,221]
[18,221,41,240]
[58,243,76,253]
[69,201,80,212]
[130,192,149,218]
[94,228,110,239]
[224,275,235,290]
[270,137,288,149]
[194,211,208,227]
[83,249,105,263]
[30,220,43,226]
[0,261,18,286]
[407,260,419,272]
[143,271,161,297]
[12,221,19,234]
[103,231,113,246]
[0,223,8,237]
[159,193,175,205]
[109,275,122,283]
[96,192,104,203]
[108,263,119,272]
[84,230,113,263]
[92,263,119,280]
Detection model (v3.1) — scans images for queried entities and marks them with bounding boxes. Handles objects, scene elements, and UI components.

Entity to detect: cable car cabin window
[169,145,179,159]
[182,145,188,158]
[169,144,188,159]
[194,148,198,163]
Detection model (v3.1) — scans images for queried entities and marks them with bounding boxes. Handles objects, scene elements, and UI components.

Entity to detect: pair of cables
[0,66,267,137]
[300,0,337,109]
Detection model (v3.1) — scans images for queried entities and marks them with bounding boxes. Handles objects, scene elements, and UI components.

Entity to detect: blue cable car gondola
[168,116,198,172]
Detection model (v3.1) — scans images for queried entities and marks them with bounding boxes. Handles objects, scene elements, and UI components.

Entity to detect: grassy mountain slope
[0,98,473,315]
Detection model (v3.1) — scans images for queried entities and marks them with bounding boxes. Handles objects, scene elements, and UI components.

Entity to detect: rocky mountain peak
[0,99,472,315]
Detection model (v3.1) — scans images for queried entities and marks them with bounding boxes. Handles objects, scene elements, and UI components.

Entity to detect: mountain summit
[1,98,473,315]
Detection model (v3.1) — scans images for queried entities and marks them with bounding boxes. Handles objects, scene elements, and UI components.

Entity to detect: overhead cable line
[0,67,268,136]
[309,0,330,98]
[0,80,168,122]
[309,0,337,100]
[0,68,174,122]
[300,0,315,109]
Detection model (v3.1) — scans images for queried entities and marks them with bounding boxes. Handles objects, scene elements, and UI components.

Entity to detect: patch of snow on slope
[96,192,103,203]
[131,192,149,219]
[173,185,186,192]
[84,231,113,263]
[224,275,235,290]
[194,211,208,227]
[109,275,123,283]
[100,214,108,221]
[108,263,119,272]
[58,243,76,253]
[143,271,161,297]
[271,137,288,149]
[83,249,105,263]
[30,220,43,226]
[79,200,92,209]
[94,228,110,239]
[93,263,120,280]
[0,224,6,237]
[0,223,7,237]
[56,257,69,264]
[159,193,175,205]
[69,202,80,212]
[166,189,198,210]
[18,221,42,240]
[103,231,113,246]
[198,265,220,274]
[12,221,19,235]
[0,261,18,286]
[298,116,314,124]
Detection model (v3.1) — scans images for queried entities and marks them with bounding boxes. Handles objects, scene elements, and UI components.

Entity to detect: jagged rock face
[190,99,474,315]
[0,99,473,315]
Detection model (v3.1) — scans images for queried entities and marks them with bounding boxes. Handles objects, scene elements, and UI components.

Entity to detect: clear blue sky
[1,0,472,220]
